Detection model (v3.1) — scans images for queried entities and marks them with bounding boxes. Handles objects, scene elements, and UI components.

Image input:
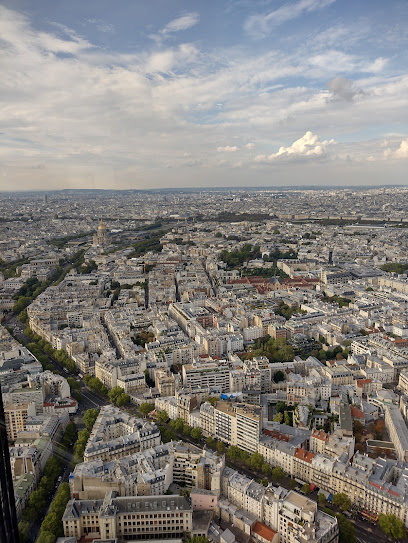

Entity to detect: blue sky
[0,0,408,190]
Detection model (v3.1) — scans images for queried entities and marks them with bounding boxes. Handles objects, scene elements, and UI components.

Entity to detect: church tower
[93,219,108,246]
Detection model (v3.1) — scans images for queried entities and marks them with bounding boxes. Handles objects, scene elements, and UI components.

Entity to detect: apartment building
[155,396,178,420]
[399,370,408,395]
[221,468,339,543]
[214,402,262,453]
[384,405,408,462]
[4,402,36,441]
[200,401,215,437]
[155,369,176,397]
[182,360,230,392]
[63,493,193,541]
[177,393,198,423]
[243,357,271,393]
[84,406,161,463]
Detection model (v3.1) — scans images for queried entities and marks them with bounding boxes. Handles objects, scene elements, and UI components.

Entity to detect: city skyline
[1,0,408,190]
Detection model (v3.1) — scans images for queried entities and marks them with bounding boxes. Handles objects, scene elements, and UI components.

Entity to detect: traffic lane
[80,387,109,409]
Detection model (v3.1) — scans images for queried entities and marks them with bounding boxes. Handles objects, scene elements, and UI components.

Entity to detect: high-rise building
[0,389,20,543]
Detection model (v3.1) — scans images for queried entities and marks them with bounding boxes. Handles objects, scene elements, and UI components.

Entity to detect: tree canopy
[332,493,351,511]
[139,402,155,417]
[378,513,406,539]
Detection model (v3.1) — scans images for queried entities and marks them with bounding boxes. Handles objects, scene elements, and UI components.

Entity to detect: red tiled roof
[356,379,372,387]
[311,429,328,441]
[350,406,364,419]
[253,521,277,542]
[264,429,290,441]
[294,448,315,463]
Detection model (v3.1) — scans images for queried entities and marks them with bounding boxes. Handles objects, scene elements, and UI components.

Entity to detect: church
[93,219,109,247]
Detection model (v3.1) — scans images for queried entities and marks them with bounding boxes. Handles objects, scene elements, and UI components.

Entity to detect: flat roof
[114,495,191,514]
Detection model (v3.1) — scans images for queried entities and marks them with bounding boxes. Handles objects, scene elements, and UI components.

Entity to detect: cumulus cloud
[217,146,238,152]
[245,143,255,149]
[244,0,335,38]
[384,138,408,159]
[255,131,335,162]
[327,76,365,102]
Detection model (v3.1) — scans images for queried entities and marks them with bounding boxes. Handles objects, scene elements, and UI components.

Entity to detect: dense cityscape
[1,0,408,542]
[1,187,408,543]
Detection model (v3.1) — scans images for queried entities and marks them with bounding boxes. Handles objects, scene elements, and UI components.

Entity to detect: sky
[0,0,408,191]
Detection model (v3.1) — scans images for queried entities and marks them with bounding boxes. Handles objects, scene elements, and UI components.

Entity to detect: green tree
[40,511,61,535]
[238,449,250,464]
[61,421,77,449]
[67,377,80,391]
[36,532,56,543]
[318,349,327,360]
[190,427,203,441]
[276,401,287,414]
[203,396,218,406]
[274,412,283,423]
[157,409,169,424]
[43,457,61,480]
[83,408,99,431]
[227,446,242,460]
[273,370,285,382]
[302,483,311,494]
[332,493,351,512]
[289,479,297,489]
[108,385,124,404]
[217,441,226,454]
[335,513,356,543]
[378,513,406,539]
[18,520,31,543]
[206,437,216,448]
[183,423,192,436]
[249,452,264,472]
[261,463,272,476]
[318,493,327,504]
[160,427,176,443]
[139,402,155,417]
[28,489,46,511]
[116,392,130,406]
[18,308,28,323]
[272,466,285,482]
[275,345,294,362]
[173,418,185,432]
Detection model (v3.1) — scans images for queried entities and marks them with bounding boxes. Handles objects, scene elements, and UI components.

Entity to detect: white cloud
[86,19,115,33]
[244,0,335,38]
[0,5,407,189]
[146,43,198,73]
[162,13,199,34]
[384,138,408,159]
[255,131,335,162]
[217,146,238,152]
[327,76,364,102]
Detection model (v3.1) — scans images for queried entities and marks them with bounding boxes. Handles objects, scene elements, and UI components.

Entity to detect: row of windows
[120,513,186,519]
[121,519,183,526]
